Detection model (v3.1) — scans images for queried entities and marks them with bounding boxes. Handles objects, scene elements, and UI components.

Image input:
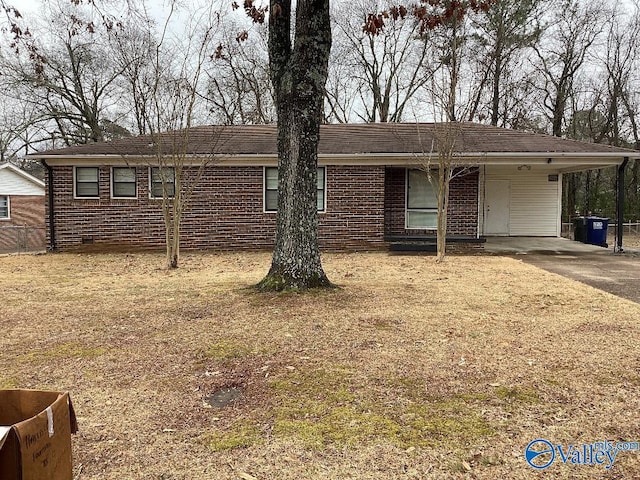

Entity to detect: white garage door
[484,167,561,237]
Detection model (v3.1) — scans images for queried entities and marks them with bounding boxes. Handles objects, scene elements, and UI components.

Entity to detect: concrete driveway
[485,237,640,304]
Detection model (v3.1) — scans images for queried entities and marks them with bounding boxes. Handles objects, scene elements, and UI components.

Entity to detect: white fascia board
[315,152,633,167]
[36,155,389,167]
[31,150,635,167]
[34,154,241,166]
[468,152,633,164]
[31,155,146,165]
[220,152,640,169]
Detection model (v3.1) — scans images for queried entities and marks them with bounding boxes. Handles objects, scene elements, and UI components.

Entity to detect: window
[264,167,278,211]
[0,196,8,219]
[406,169,439,229]
[112,167,137,198]
[75,167,99,198]
[264,166,326,212]
[150,167,175,198]
[317,167,325,211]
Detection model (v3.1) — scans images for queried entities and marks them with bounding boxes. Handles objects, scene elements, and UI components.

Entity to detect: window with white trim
[0,195,9,219]
[150,167,175,198]
[406,169,439,229]
[75,167,100,198]
[112,167,137,198]
[264,166,326,212]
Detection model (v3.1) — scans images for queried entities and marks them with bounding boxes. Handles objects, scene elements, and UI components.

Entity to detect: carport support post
[616,157,629,253]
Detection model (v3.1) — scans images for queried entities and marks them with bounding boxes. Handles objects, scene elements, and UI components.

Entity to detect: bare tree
[324,43,358,123]
[53,0,223,268]
[111,18,158,135]
[599,3,640,147]
[144,3,222,269]
[429,7,469,122]
[416,123,477,262]
[207,23,275,125]
[331,0,436,123]
[0,2,36,58]
[413,3,489,262]
[531,0,605,137]
[468,0,545,125]
[0,93,39,162]
[421,85,481,262]
[0,1,131,146]
[567,3,640,220]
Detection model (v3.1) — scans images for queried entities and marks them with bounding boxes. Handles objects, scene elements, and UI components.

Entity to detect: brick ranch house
[0,163,46,253]
[26,122,638,252]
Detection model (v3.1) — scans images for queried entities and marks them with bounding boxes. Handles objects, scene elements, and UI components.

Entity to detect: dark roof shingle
[33,122,638,157]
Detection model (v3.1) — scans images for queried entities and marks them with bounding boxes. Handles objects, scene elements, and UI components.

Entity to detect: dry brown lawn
[613,231,640,248]
[1,251,639,479]
[604,231,640,248]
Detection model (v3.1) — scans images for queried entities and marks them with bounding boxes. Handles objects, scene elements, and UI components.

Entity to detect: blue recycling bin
[585,216,609,247]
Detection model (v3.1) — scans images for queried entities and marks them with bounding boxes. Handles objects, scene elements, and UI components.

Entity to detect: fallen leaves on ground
[1,251,639,479]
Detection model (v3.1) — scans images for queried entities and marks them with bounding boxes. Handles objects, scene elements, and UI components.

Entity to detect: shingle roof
[32,122,638,157]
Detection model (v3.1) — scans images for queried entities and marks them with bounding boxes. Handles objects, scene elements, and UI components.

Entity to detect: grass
[204,341,253,361]
[19,342,108,363]
[1,251,639,479]
[206,420,262,452]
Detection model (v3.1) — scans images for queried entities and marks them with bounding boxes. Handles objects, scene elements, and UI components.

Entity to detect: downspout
[615,157,629,253]
[42,160,57,251]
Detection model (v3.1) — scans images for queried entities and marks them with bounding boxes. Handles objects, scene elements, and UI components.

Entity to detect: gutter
[30,152,634,169]
[41,160,57,251]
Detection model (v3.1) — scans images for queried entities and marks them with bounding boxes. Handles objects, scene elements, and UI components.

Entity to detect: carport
[479,155,633,253]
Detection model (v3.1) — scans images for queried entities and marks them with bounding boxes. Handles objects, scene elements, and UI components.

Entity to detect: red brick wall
[46,165,387,252]
[321,166,386,248]
[384,167,479,237]
[448,169,480,236]
[0,195,46,252]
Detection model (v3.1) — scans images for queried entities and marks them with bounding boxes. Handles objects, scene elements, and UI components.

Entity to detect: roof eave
[30,151,634,167]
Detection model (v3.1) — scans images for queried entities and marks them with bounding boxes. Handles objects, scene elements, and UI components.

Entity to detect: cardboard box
[0,390,78,480]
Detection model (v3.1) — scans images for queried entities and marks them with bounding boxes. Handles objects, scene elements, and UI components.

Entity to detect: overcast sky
[13,0,205,29]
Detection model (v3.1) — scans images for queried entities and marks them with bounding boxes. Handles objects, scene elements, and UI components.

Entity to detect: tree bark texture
[162,175,181,270]
[436,167,450,263]
[258,0,333,291]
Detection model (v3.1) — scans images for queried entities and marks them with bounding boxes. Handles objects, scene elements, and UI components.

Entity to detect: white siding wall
[484,166,561,236]
[0,169,45,196]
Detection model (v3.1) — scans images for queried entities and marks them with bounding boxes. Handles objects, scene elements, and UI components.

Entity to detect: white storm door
[485,180,510,235]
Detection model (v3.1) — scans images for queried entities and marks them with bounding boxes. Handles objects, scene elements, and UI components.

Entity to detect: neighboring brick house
[0,163,46,253]
[26,123,638,252]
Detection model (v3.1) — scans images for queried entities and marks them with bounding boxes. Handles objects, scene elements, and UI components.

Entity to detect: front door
[485,180,510,235]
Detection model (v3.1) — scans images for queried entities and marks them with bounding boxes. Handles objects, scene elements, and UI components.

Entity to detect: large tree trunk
[257,0,333,291]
